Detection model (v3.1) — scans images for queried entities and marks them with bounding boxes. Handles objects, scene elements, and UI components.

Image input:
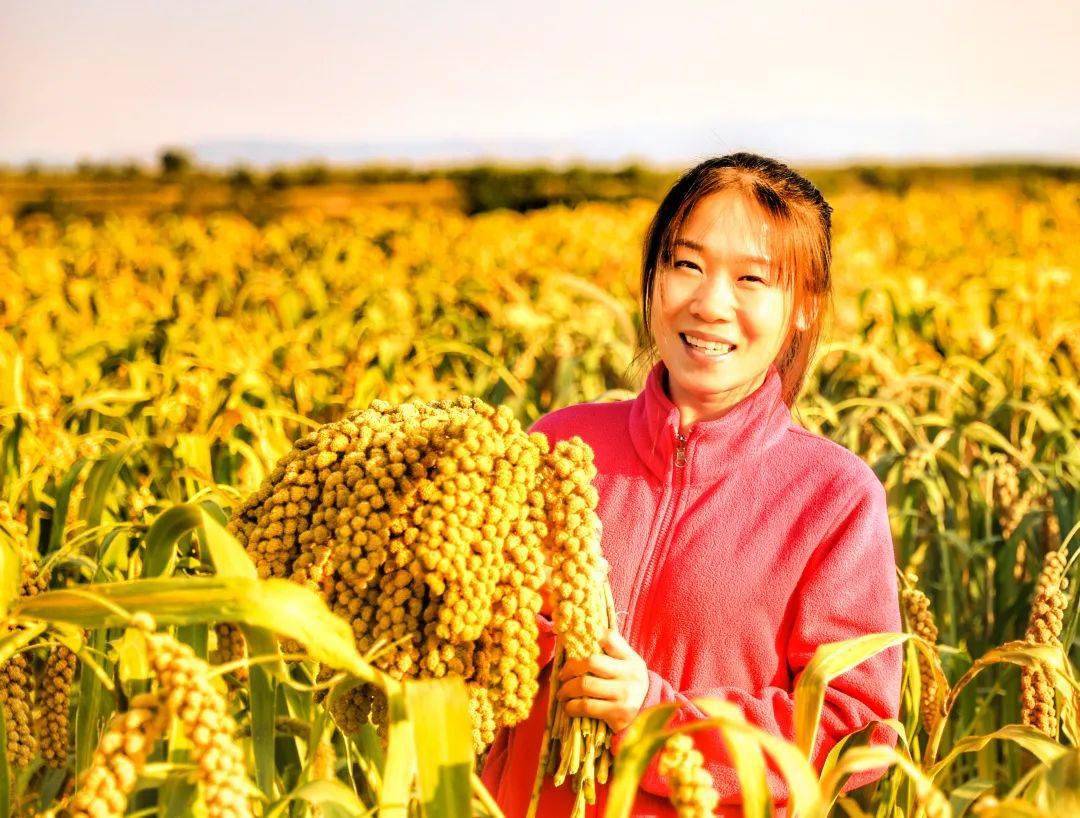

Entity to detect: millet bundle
[226,395,612,786]
[530,443,614,818]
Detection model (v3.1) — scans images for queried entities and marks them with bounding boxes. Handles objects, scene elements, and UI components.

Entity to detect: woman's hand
[555,628,649,733]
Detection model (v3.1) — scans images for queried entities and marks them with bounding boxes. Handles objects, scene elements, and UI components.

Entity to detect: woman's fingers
[600,628,636,660]
[556,673,620,702]
[557,653,621,681]
[561,696,630,730]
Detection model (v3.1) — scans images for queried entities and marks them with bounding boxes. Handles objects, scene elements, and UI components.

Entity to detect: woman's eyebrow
[674,239,770,265]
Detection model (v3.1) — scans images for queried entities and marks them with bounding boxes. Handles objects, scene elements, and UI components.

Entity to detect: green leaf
[78,444,135,530]
[141,505,200,578]
[46,458,91,555]
[719,715,825,818]
[406,676,473,818]
[1028,747,1080,815]
[75,627,110,778]
[239,624,288,681]
[927,725,1068,780]
[0,622,46,666]
[249,663,278,799]
[11,577,378,684]
[159,728,198,818]
[819,744,943,818]
[0,531,22,619]
[610,699,826,818]
[695,699,771,818]
[817,717,907,808]
[114,626,150,685]
[142,502,257,582]
[195,504,257,580]
[379,683,416,818]
[946,779,996,818]
[266,779,371,818]
[945,641,1079,717]
[603,703,677,818]
[794,632,910,758]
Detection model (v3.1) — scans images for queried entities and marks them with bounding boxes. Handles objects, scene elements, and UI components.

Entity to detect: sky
[2,0,1079,167]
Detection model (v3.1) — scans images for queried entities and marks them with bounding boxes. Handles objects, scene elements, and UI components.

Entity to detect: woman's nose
[689,274,737,322]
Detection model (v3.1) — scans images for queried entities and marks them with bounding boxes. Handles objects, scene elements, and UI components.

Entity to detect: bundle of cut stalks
[529,579,618,818]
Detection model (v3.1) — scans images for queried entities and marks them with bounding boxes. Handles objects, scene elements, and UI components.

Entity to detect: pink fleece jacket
[480,359,903,817]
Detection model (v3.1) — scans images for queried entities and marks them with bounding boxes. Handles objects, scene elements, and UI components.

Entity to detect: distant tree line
[3,147,1077,217]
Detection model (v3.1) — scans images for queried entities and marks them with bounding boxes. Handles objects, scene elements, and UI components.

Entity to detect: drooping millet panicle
[657,733,720,818]
[542,439,605,663]
[134,613,255,818]
[212,622,249,683]
[0,538,49,769]
[328,681,388,744]
[68,692,169,818]
[901,445,934,483]
[984,454,1035,538]
[0,651,35,768]
[1001,483,1041,540]
[37,643,78,766]
[900,571,942,733]
[1021,547,1070,738]
[986,454,1020,509]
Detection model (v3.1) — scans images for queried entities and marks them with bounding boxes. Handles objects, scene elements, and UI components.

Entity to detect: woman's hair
[630,152,834,407]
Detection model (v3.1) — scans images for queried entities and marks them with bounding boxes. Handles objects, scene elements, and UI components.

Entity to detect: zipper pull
[674,430,687,468]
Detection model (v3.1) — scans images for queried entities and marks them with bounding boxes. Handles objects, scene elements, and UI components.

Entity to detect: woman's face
[650,189,795,413]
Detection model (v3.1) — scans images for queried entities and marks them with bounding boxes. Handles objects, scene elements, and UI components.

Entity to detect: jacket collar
[628,359,792,485]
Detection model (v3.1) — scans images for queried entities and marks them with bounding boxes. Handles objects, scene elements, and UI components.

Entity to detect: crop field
[0,176,1077,817]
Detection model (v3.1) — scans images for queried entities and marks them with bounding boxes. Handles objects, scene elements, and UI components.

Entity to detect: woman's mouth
[680,332,736,361]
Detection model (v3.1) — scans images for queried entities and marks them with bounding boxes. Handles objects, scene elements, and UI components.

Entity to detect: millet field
[0,172,1077,818]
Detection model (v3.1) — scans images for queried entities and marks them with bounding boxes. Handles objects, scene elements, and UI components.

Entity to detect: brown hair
[631,152,834,407]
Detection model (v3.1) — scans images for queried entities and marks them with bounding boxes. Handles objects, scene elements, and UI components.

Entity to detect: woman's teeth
[681,333,735,356]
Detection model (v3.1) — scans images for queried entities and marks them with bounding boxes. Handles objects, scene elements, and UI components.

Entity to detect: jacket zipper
[626,426,689,649]
[595,428,688,817]
[674,429,687,467]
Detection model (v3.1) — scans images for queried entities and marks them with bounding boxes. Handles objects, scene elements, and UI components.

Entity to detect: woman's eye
[741,275,766,284]
[674,260,700,272]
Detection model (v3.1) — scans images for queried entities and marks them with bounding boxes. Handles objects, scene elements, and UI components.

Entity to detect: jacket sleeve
[609,478,904,806]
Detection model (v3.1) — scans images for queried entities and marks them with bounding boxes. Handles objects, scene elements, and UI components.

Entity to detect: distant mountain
[188,118,1080,169]
[189,136,587,168]
[6,117,1079,169]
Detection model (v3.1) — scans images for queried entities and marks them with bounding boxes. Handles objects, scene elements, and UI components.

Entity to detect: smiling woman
[654,189,796,428]
[640,153,834,424]
[481,152,902,818]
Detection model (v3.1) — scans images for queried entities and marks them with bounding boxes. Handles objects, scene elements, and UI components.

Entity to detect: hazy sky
[2,0,1079,166]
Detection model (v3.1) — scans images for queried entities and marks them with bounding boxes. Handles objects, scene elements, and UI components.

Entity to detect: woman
[481,153,903,817]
